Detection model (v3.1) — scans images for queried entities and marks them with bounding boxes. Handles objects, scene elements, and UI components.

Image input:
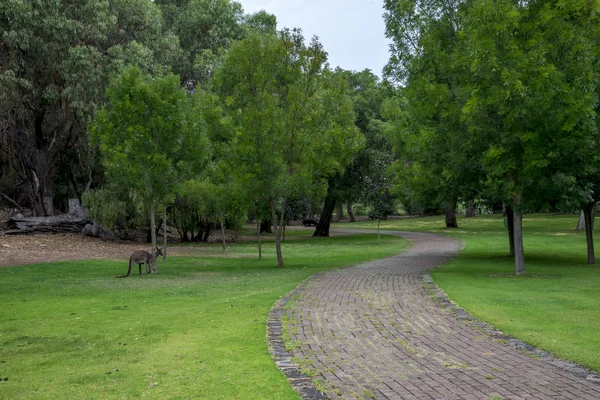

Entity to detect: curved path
[278,230,600,400]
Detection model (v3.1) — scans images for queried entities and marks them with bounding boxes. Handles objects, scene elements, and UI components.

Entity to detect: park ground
[0,213,598,399]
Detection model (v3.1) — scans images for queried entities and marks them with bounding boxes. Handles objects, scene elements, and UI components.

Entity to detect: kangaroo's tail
[114,258,133,278]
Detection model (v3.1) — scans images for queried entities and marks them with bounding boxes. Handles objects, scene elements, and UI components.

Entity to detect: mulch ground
[0,233,225,268]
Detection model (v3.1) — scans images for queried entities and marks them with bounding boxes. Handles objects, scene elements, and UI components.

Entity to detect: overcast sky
[238,0,391,77]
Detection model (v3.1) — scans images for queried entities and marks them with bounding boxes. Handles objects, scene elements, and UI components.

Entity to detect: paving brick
[271,230,600,399]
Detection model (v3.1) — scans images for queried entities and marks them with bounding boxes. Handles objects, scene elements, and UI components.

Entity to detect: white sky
[238,0,391,77]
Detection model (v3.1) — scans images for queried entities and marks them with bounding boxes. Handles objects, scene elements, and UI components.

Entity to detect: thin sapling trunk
[220,210,227,255]
[377,219,381,245]
[583,202,596,264]
[256,218,262,261]
[512,193,525,275]
[150,202,158,273]
[270,198,284,267]
[163,209,167,261]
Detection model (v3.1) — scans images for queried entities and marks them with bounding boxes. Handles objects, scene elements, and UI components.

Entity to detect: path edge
[267,273,329,400]
[421,243,600,385]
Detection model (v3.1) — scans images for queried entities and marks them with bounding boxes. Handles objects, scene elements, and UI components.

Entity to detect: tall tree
[384,0,483,228]
[91,67,208,271]
[313,69,393,236]
[0,0,175,215]
[461,0,600,274]
[213,29,362,266]
[155,0,247,89]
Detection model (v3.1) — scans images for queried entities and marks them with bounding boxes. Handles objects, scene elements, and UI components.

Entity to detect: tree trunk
[219,210,227,255]
[577,210,585,231]
[312,193,337,237]
[333,201,344,222]
[256,218,262,261]
[347,201,356,222]
[512,193,525,275]
[270,198,284,267]
[465,199,476,217]
[445,199,458,228]
[506,205,515,257]
[583,202,596,265]
[163,209,167,261]
[150,202,158,273]
[377,219,381,245]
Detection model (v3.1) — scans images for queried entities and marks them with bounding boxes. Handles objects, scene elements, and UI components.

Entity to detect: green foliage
[82,188,130,229]
[211,28,362,264]
[92,67,208,206]
[0,0,179,214]
[361,153,397,221]
[155,0,247,88]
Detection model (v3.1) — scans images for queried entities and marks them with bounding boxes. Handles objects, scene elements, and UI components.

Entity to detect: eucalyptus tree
[91,67,209,272]
[155,0,274,89]
[212,29,362,266]
[0,0,177,215]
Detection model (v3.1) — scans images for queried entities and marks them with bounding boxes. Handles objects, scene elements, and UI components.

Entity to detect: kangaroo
[115,247,163,278]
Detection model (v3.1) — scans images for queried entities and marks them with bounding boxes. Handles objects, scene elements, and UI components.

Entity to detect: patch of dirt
[0,233,202,268]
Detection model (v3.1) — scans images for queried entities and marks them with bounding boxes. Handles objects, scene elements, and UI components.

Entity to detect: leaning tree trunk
[582,202,596,265]
[150,202,158,273]
[577,210,585,231]
[506,205,515,257]
[313,193,337,237]
[445,199,459,228]
[270,198,285,267]
[512,193,525,275]
[7,116,73,216]
[346,201,356,222]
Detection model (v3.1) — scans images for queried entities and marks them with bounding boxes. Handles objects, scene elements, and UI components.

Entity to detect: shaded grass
[334,214,600,371]
[0,234,407,399]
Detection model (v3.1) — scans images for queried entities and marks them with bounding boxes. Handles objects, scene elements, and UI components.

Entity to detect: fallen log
[4,214,89,235]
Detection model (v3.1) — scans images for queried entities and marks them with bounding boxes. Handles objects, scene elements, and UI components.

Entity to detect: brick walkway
[279,230,600,400]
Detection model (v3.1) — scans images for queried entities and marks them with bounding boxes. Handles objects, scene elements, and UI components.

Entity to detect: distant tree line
[0,0,395,268]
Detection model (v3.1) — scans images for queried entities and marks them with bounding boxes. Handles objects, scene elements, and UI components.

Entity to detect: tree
[461,0,600,274]
[313,69,393,236]
[361,153,397,244]
[384,0,483,228]
[155,0,247,89]
[213,29,362,266]
[0,0,175,215]
[91,66,208,271]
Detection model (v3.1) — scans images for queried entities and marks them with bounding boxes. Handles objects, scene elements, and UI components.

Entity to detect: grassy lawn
[334,214,600,372]
[0,233,407,399]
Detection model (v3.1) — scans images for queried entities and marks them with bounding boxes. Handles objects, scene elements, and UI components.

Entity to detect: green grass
[0,234,407,399]
[334,214,600,372]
